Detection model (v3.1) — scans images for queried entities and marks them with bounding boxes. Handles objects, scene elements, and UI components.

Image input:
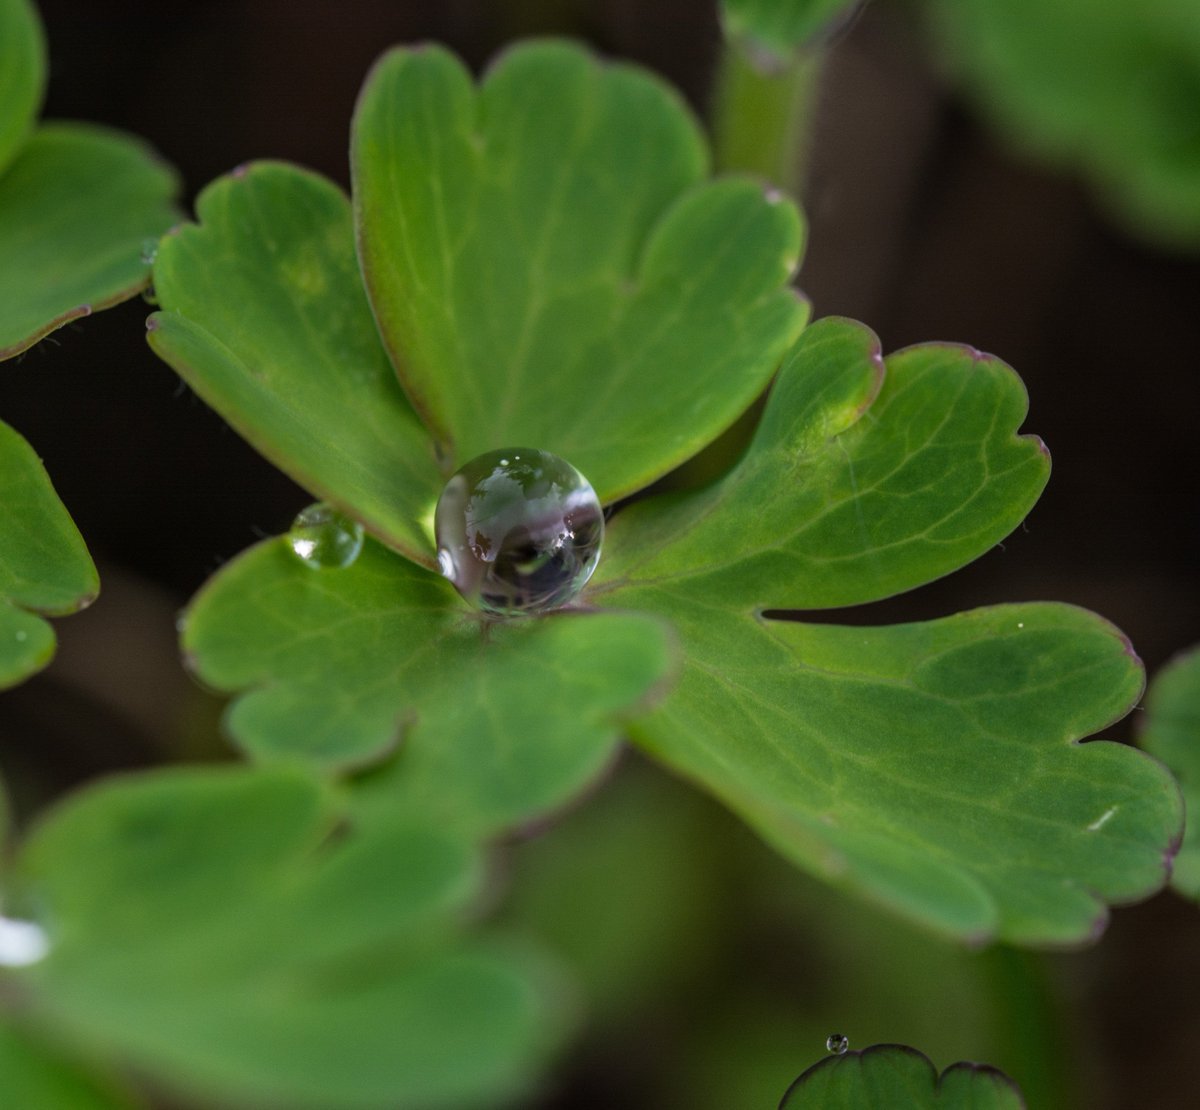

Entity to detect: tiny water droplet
[0,915,49,967]
[140,237,159,266]
[288,503,364,570]
[434,448,603,616]
[14,630,27,642]
[826,1033,849,1055]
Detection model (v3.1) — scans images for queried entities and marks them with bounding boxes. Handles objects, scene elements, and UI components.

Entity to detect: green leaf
[10,766,559,1109]
[148,162,443,567]
[598,594,1179,944]
[0,419,97,689]
[1140,645,1200,898]
[592,317,1050,610]
[721,0,862,64]
[0,123,179,359]
[0,0,45,175]
[926,0,1200,248]
[181,535,675,836]
[780,1044,1024,1109]
[0,1022,138,1110]
[351,40,808,501]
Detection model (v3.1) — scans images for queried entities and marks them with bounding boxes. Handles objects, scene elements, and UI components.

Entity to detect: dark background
[1,1,1198,1107]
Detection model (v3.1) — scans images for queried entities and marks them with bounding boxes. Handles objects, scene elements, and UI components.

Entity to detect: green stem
[710,40,823,198]
[980,946,1078,1109]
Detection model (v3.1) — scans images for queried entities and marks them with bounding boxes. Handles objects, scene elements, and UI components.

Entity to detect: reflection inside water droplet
[288,503,364,569]
[0,914,49,967]
[826,1033,849,1055]
[435,448,603,616]
[140,237,159,266]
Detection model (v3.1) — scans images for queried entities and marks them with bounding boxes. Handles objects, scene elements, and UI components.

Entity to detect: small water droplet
[826,1033,849,1055]
[288,503,364,570]
[434,448,603,616]
[140,237,159,266]
[141,284,159,306]
[0,915,49,967]
[14,630,26,642]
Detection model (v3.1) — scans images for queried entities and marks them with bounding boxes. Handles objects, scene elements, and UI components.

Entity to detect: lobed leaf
[1140,644,1200,898]
[592,317,1050,610]
[0,124,179,359]
[352,40,808,501]
[599,592,1180,944]
[0,0,45,175]
[182,535,675,836]
[721,0,864,64]
[9,766,559,1110]
[149,162,443,566]
[779,1044,1024,1109]
[0,420,97,689]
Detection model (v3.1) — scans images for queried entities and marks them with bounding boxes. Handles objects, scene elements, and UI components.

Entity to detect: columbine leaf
[0,124,179,359]
[592,317,1049,610]
[589,320,1169,944]
[181,534,674,836]
[926,0,1200,248]
[721,0,863,63]
[1140,645,1200,898]
[0,420,97,689]
[0,1022,137,1110]
[8,766,558,1110]
[595,593,1179,944]
[0,0,44,175]
[351,39,808,501]
[779,1045,1024,1109]
[148,161,443,567]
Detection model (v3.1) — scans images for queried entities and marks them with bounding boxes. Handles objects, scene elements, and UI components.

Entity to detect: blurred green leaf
[926,0,1200,248]
[780,1044,1024,1108]
[182,535,674,835]
[721,0,862,65]
[0,1022,138,1110]
[149,162,443,567]
[0,0,45,175]
[10,766,560,1110]
[352,40,808,502]
[0,420,97,689]
[1140,644,1200,897]
[0,124,179,359]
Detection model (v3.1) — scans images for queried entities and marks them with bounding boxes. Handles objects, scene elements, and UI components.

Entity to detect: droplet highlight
[140,236,159,266]
[826,1033,849,1055]
[288,503,364,570]
[435,448,603,616]
[0,914,49,967]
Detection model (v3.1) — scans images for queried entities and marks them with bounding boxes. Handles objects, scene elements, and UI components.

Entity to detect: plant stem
[710,39,823,198]
[980,946,1077,1109]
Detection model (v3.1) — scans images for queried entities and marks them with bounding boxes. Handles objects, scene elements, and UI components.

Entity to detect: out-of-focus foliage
[927,0,1200,249]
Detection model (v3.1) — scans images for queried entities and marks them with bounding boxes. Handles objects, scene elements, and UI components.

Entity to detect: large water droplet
[0,914,49,967]
[288,503,364,569]
[826,1033,849,1055]
[435,448,603,616]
